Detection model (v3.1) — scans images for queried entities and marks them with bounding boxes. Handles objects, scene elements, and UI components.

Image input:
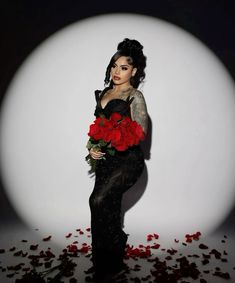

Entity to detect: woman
[88,38,148,282]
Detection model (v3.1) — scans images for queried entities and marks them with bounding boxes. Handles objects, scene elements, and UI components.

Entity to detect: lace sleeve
[130,90,148,134]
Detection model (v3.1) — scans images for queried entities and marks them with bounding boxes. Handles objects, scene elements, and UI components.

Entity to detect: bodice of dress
[94,88,134,118]
[94,87,148,134]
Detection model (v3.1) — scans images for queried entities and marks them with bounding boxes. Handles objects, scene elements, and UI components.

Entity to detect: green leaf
[107,148,115,156]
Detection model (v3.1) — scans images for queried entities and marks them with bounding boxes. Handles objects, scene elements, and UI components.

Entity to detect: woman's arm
[130,90,148,135]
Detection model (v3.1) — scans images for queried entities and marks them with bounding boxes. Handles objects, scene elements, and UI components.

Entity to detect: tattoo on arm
[130,90,148,134]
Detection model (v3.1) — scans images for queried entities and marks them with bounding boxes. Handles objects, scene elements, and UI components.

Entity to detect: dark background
[0,0,235,230]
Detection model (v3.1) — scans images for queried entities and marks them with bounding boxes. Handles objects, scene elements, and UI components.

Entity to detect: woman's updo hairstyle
[104,38,147,89]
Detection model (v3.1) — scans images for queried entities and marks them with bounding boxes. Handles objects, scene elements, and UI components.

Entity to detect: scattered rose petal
[147,234,153,241]
[202,253,211,259]
[79,246,90,253]
[151,243,160,249]
[7,263,24,271]
[45,250,55,258]
[30,244,38,251]
[42,236,52,241]
[0,230,233,283]
[199,244,208,250]
[210,249,221,259]
[9,247,16,252]
[203,270,210,274]
[167,248,177,255]
[125,244,151,259]
[202,259,210,265]
[68,245,78,253]
[153,233,159,239]
[213,271,230,279]
[14,250,23,256]
[185,232,201,243]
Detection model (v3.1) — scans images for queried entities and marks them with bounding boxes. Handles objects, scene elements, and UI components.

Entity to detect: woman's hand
[89,147,106,160]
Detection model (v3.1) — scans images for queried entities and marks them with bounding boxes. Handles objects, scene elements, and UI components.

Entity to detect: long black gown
[89,89,145,279]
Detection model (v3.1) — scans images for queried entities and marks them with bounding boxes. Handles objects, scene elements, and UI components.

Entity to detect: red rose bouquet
[85,112,145,172]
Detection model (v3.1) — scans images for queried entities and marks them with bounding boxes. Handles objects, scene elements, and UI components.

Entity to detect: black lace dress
[89,89,145,278]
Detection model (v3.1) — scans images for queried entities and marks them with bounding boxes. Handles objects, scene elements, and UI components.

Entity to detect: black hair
[104,38,147,89]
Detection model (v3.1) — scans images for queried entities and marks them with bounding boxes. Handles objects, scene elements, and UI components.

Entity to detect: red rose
[129,121,145,144]
[122,126,135,146]
[102,119,113,142]
[120,116,131,126]
[112,140,129,151]
[88,123,104,140]
[88,117,110,141]
[87,113,145,155]
[110,128,122,144]
[110,112,122,122]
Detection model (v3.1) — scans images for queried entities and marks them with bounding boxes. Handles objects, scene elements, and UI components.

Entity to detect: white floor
[0,221,235,282]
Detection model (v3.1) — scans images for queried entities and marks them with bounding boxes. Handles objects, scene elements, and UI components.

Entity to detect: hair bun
[117,38,143,55]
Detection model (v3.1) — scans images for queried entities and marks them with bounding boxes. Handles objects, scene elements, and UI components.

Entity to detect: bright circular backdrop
[1,13,235,246]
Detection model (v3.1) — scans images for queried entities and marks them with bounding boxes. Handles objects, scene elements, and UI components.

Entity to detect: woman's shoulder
[94,87,108,102]
[130,88,145,99]
[94,87,110,101]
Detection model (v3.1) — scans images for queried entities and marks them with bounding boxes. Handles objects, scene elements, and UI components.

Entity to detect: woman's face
[111,56,137,87]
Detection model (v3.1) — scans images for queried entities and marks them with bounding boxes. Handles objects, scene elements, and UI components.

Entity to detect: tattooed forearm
[130,90,148,134]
